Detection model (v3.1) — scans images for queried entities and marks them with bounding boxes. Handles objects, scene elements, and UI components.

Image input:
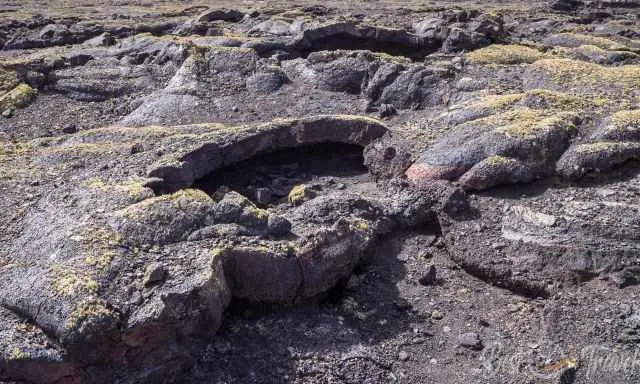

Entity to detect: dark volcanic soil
[2,0,640,383]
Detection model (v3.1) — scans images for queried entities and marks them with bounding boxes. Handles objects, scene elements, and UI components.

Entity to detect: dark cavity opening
[193,142,369,207]
[300,33,440,61]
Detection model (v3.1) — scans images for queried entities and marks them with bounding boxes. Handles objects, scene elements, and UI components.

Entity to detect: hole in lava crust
[193,142,369,206]
[299,33,440,61]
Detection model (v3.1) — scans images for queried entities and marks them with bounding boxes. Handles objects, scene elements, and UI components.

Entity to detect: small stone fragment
[458,332,483,350]
[431,310,443,320]
[613,266,640,288]
[62,124,78,134]
[255,187,273,205]
[266,215,292,237]
[507,303,524,313]
[419,265,437,286]
[130,142,144,154]
[143,263,167,287]
[378,103,397,118]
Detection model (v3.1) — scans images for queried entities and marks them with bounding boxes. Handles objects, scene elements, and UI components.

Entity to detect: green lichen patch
[0,68,19,94]
[466,44,547,64]
[551,44,640,65]
[79,228,123,270]
[526,59,640,95]
[557,140,640,178]
[0,142,33,163]
[480,93,526,109]
[50,267,99,297]
[443,89,594,128]
[245,205,268,220]
[65,297,113,330]
[0,83,37,112]
[611,109,640,132]
[574,141,633,154]
[121,188,212,214]
[86,178,153,205]
[521,89,588,108]
[484,155,515,166]
[573,44,607,56]
[288,184,311,206]
[495,111,578,140]
[460,107,543,131]
[7,346,30,360]
[41,142,119,156]
[546,33,628,51]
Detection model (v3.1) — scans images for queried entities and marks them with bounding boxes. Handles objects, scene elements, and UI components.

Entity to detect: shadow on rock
[183,230,427,383]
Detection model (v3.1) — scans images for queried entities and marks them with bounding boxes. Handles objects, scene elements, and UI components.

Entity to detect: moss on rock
[545,33,628,51]
[0,68,19,94]
[611,109,640,131]
[0,83,37,112]
[495,111,578,140]
[525,59,640,96]
[466,44,547,64]
[288,184,315,206]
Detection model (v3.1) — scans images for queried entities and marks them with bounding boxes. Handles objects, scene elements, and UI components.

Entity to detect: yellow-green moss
[81,228,122,269]
[460,106,578,140]
[354,221,370,231]
[0,68,19,94]
[575,44,607,56]
[245,205,268,220]
[574,142,634,154]
[0,83,37,111]
[86,178,152,204]
[331,114,386,125]
[86,178,106,189]
[0,142,33,163]
[455,89,589,126]
[288,184,307,206]
[211,247,226,258]
[370,51,412,65]
[130,189,212,211]
[65,297,112,329]
[42,142,117,155]
[51,267,99,296]
[610,109,640,131]
[530,59,640,94]
[524,89,587,108]
[233,245,275,255]
[549,33,627,51]
[481,93,526,109]
[466,44,547,64]
[278,241,299,255]
[206,44,255,54]
[74,125,179,143]
[8,347,30,360]
[463,107,542,129]
[496,111,577,139]
[484,155,514,166]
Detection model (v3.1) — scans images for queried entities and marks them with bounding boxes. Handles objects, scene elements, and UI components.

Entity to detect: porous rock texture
[2,1,640,383]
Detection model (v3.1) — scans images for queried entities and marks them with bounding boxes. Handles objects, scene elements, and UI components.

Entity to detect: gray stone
[458,332,483,350]
[255,187,273,205]
[143,263,167,286]
[267,215,292,237]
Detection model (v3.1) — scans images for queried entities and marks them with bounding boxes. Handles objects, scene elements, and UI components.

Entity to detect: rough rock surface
[2,1,640,383]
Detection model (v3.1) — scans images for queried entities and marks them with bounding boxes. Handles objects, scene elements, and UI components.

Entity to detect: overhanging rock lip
[146,114,389,194]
